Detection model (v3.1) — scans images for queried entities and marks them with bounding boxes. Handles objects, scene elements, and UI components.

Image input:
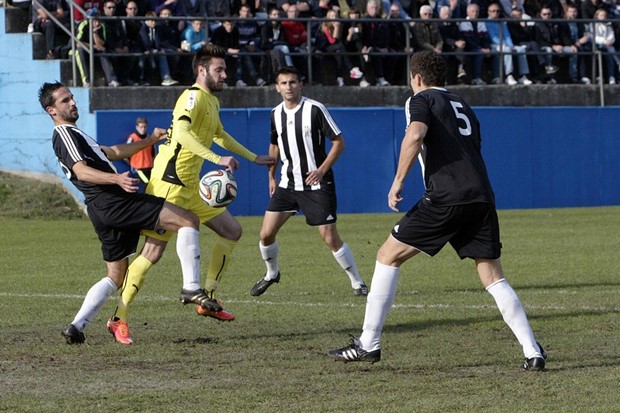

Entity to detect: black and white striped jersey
[52,124,123,203]
[405,87,495,206]
[270,97,341,191]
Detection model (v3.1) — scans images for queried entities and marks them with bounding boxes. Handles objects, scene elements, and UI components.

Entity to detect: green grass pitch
[1,207,619,412]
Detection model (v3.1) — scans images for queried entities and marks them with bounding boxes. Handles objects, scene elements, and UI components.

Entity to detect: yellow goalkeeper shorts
[142,178,226,242]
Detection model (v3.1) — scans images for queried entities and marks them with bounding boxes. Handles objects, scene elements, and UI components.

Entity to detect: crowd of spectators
[23,0,620,86]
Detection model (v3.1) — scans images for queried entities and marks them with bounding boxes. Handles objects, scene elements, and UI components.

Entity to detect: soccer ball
[199,170,238,207]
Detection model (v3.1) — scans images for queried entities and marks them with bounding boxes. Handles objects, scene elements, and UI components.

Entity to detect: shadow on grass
[444,280,620,293]
[382,307,619,333]
[214,307,618,343]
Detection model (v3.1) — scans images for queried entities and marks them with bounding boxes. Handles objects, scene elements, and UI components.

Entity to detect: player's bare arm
[389,121,427,211]
[72,161,140,192]
[254,155,276,167]
[305,134,345,186]
[101,128,167,161]
[267,144,280,196]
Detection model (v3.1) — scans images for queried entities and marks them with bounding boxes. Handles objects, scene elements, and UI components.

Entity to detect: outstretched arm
[214,129,275,171]
[101,128,167,161]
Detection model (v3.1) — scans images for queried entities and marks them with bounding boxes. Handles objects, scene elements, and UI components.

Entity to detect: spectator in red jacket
[281,3,310,75]
[126,117,156,183]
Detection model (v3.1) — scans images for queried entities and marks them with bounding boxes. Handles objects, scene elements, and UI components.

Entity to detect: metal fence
[33,0,617,104]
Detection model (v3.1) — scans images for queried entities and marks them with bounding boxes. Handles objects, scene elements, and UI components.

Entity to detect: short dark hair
[275,66,301,83]
[192,44,227,74]
[38,81,64,111]
[409,51,446,87]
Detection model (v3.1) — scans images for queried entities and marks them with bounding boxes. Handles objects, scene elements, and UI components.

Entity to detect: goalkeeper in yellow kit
[106,45,275,345]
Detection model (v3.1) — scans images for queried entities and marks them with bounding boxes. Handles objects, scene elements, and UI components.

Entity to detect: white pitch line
[0,292,618,312]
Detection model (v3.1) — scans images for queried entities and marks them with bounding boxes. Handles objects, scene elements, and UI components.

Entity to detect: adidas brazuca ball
[199,170,238,208]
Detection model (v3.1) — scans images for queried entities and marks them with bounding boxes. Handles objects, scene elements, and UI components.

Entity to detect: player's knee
[324,235,341,251]
[145,252,163,264]
[259,228,276,244]
[182,211,200,229]
[376,245,399,267]
[320,228,341,250]
[141,240,166,263]
[227,222,243,241]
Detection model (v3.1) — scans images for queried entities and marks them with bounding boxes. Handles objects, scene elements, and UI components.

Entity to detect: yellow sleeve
[174,118,223,164]
[213,128,258,162]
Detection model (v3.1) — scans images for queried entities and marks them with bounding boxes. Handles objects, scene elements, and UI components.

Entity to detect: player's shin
[113,255,153,322]
[359,262,400,351]
[177,227,201,291]
[72,277,118,331]
[204,236,237,297]
[486,278,541,358]
[259,240,279,279]
[333,242,364,287]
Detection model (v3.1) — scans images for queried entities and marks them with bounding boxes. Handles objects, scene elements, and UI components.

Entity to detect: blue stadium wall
[95,107,620,215]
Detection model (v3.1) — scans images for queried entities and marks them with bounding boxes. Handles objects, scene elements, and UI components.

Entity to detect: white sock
[359,261,400,352]
[176,227,201,291]
[260,241,279,280]
[71,277,117,331]
[333,243,365,288]
[486,278,541,358]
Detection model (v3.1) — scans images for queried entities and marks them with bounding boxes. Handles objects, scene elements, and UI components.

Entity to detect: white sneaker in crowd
[161,76,178,86]
[505,74,517,85]
[349,67,363,79]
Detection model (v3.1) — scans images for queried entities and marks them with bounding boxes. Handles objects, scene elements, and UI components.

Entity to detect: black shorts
[86,191,165,262]
[391,199,501,259]
[266,186,337,226]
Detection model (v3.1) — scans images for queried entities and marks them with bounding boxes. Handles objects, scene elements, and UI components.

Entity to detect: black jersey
[52,124,125,203]
[270,97,341,191]
[406,87,495,206]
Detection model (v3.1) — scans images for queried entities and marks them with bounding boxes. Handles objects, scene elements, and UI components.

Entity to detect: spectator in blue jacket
[486,2,532,85]
[181,18,208,52]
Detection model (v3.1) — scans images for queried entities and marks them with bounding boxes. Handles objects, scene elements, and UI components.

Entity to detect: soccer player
[39,82,211,344]
[108,45,275,344]
[249,66,368,298]
[328,51,547,371]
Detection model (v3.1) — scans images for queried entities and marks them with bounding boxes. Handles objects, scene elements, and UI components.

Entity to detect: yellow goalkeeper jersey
[152,83,257,189]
